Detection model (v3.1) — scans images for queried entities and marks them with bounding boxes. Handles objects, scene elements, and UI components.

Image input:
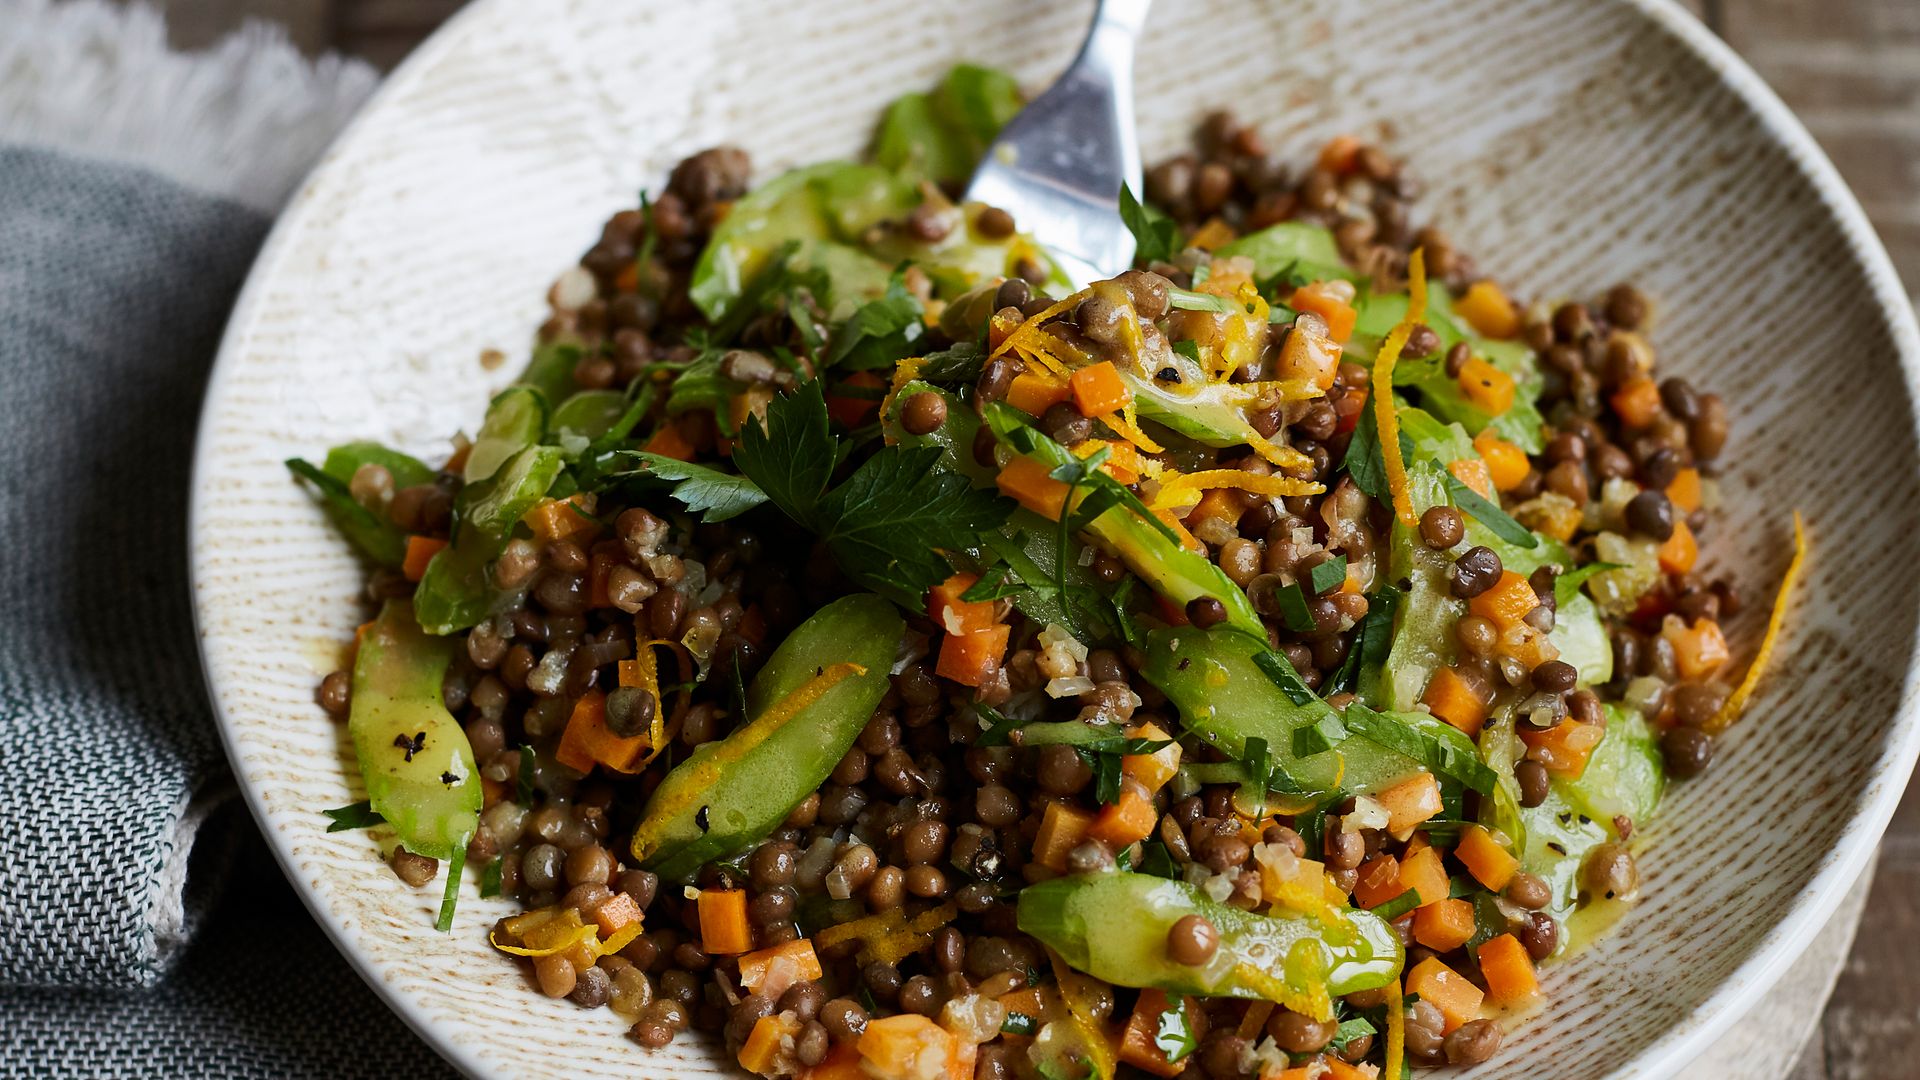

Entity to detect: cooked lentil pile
[296,64,1801,1080]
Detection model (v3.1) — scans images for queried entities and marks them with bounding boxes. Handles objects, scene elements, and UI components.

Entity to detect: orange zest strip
[992,291,1090,362]
[619,638,692,768]
[815,903,957,966]
[878,356,928,440]
[1102,406,1165,455]
[1705,510,1806,733]
[1156,469,1324,503]
[1244,431,1316,472]
[1236,1002,1276,1040]
[1373,248,1427,528]
[1049,947,1119,1080]
[1224,380,1324,405]
[1012,338,1072,379]
[1233,960,1333,1022]
[1383,978,1406,1080]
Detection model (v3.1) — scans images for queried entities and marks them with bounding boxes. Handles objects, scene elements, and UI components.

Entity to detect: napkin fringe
[0,0,378,211]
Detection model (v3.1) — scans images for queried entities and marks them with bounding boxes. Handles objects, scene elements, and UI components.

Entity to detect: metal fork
[964,0,1153,289]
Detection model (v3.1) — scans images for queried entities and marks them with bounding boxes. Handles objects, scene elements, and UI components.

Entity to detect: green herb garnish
[1440,461,1538,549]
[734,381,1012,608]
[610,451,768,522]
[1119,184,1182,265]
[322,800,385,832]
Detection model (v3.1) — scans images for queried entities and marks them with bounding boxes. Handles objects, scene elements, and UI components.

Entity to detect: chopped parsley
[1119,184,1182,265]
[733,381,1012,608]
[322,800,384,832]
[609,451,767,522]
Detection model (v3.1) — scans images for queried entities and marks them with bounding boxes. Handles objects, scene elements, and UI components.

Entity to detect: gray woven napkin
[0,2,450,1075]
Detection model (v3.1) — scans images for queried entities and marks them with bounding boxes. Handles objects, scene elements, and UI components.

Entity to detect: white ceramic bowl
[190,0,1920,1076]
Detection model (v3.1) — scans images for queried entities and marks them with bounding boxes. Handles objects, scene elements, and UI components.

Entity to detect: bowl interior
[191,0,1920,1076]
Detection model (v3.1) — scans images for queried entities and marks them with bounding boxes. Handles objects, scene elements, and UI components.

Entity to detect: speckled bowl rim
[187,1,1920,1077]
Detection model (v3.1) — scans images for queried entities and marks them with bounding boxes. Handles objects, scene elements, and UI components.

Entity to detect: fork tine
[964,0,1152,287]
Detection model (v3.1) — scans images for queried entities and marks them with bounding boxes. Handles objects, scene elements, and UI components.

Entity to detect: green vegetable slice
[631,595,903,880]
[348,600,481,866]
[464,386,547,483]
[1017,872,1401,1003]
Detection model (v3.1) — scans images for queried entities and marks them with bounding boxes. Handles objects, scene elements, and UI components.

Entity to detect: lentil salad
[292,64,1803,1080]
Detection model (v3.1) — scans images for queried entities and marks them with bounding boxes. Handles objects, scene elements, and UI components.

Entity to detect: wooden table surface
[153,1,1920,1076]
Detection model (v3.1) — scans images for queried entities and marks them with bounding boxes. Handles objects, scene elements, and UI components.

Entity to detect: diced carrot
[1152,591,1192,627]
[1404,957,1484,1033]
[1468,570,1540,630]
[1334,386,1368,434]
[1456,281,1519,339]
[1088,778,1158,847]
[1070,361,1133,416]
[1289,282,1358,343]
[1422,666,1489,738]
[738,603,768,646]
[950,1041,976,1080]
[1658,518,1698,575]
[826,371,884,428]
[1093,438,1143,484]
[1448,457,1495,501]
[443,440,472,474]
[1662,613,1730,678]
[740,1012,802,1074]
[1265,1066,1316,1080]
[1188,217,1237,252]
[1185,488,1247,531]
[1118,989,1204,1078]
[1261,853,1330,907]
[641,423,696,462]
[730,385,776,434]
[928,572,995,634]
[1456,358,1515,416]
[995,455,1071,520]
[995,986,1047,1029]
[1667,467,1703,512]
[1034,802,1097,872]
[523,493,601,547]
[737,939,823,997]
[1610,376,1662,429]
[1353,855,1404,910]
[1121,722,1184,793]
[554,688,650,774]
[1517,495,1583,543]
[401,535,447,582]
[1477,933,1542,1007]
[1398,845,1450,908]
[1322,1060,1372,1080]
[586,548,620,609]
[800,1043,866,1080]
[1403,830,1433,859]
[1318,135,1363,175]
[593,891,644,939]
[480,774,509,808]
[1413,897,1477,952]
[1473,430,1531,492]
[698,888,752,955]
[1455,825,1518,892]
[857,1015,957,1080]
[935,624,1010,688]
[1006,371,1071,417]
[1519,720,1606,779]
[1151,507,1208,555]
[1375,772,1445,835]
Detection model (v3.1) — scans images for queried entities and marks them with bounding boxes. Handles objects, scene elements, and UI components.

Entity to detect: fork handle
[1094,0,1153,35]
